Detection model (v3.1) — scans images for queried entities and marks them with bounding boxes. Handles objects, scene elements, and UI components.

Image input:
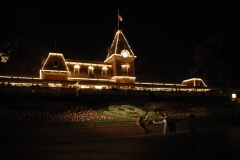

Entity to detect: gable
[106,30,135,60]
[41,53,69,72]
[182,78,207,87]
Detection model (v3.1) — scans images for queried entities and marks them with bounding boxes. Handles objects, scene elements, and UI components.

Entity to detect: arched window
[74,64,80,75]
[121,64,129,76]
[88,66,94,77]
[102,66,108,76]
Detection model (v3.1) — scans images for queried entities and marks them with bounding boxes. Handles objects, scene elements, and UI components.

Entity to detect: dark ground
[0,95,239,159]
[1,117,240,160]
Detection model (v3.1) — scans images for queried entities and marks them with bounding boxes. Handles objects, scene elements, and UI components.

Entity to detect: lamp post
[232,93,238,125]
[232,93,236,101]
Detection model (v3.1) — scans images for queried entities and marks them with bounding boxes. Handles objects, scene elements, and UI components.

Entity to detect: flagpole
[117,9,119,30]
[55,33,57,52]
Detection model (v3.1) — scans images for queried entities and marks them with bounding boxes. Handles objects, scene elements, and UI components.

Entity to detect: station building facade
[39,30,136,89]
[0,30,210,92]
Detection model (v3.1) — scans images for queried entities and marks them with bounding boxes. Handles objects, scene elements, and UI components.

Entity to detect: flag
[118,14,123,22]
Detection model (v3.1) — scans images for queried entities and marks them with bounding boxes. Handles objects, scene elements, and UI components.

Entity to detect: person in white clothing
[152,112,168,134]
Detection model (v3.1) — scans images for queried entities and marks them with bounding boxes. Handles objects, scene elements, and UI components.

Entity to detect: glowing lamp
[232,93,236,99]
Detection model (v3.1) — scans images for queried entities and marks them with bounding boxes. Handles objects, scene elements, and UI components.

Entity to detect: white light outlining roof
[105,30,135,61]
[121,32,134,55]
[68,77,115,82]
[40,53,70,78]
[114,31,120,57]
[182,78,207,87]
[135,82,186,86]
[65,62,112,67]
[0,76,42,80]
[112,76,136,80]
[42,53,64,69]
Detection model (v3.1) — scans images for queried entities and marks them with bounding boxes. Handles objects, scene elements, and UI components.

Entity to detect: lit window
[102,66,108,76]
[88,66,94,77]
[74,64,80,75]
[48,83,62,87]
[121,64,129,76]
[53,60,59,67]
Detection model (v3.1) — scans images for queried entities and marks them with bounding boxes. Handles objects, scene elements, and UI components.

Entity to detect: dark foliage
[190,33,240,92]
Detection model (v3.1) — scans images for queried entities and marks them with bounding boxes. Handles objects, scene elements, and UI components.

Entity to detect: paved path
[1,118,240,160]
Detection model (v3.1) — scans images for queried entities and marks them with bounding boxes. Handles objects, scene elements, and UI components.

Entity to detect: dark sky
[2,1,240,83]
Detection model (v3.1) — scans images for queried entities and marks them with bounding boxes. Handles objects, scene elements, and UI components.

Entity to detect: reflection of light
[232,93,237,99]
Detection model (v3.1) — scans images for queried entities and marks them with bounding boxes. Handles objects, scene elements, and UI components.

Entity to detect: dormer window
[121,64,129,76]
[53,60,59,68]
[102,66,108,76]
[74,64,80,75]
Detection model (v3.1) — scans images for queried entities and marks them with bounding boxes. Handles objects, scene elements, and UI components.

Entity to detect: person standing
[136,115,149,134]
[188,114,196,145]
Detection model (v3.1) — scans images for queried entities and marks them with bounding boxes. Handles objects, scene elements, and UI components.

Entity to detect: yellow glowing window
[88,66,94,75]
[102,66,108,76]
[74,64,80,75]
[121,64,129,76]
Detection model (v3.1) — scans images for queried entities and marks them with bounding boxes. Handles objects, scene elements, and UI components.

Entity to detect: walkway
[1,117,240,160]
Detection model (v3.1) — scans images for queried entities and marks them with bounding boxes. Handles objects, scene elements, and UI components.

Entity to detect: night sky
[1,1,240,83]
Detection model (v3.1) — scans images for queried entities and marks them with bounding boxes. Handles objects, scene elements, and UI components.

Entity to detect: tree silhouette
[0,1,50,76]
[135,57,161,83]
[190,33,240,92]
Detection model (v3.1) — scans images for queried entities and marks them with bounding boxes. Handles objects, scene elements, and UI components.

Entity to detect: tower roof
[106,30,135,60]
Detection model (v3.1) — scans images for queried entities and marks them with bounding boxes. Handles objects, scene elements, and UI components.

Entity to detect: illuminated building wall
[39,30,137,85]
[0,29,210,91]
